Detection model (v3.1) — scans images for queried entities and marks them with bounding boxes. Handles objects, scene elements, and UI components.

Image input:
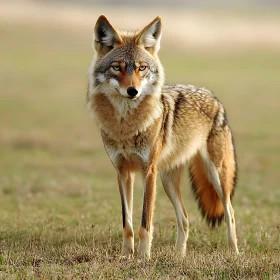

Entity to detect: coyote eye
[139,66,147,71]
[111,65,121,71]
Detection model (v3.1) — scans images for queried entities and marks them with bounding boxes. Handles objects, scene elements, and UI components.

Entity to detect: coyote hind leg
[204,158,239,253]
[161,166,189,257]
[205,125,239,253]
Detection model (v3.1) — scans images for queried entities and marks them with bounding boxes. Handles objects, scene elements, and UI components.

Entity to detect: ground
[0,4,279,279]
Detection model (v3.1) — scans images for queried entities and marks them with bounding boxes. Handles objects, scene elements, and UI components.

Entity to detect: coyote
[87,15,239,258]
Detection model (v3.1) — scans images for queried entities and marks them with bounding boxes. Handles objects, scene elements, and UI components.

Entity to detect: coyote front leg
[117,169,135,257]
[138,164,157,259]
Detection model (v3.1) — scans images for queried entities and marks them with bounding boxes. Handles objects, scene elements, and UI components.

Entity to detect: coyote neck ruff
[87,15,239,259]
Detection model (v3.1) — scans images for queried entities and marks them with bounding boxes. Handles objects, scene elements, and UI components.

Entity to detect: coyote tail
[189,124,237,228]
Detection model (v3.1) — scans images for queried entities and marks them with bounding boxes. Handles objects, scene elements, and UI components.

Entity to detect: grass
[0,20,279,279]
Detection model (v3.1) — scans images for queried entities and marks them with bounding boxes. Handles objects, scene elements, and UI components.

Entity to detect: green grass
[0,21,279,279]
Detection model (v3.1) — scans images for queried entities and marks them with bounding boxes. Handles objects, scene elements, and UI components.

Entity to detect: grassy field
[0,18,280,279]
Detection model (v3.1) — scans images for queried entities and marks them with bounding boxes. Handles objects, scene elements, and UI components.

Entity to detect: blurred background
[0,0,279,270]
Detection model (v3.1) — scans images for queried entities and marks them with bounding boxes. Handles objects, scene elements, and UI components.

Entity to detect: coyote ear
[94,15,122,54]
[136,16,162,54]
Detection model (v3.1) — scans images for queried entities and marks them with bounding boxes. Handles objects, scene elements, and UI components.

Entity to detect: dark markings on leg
[141,196,147,229]
[121,195,126,228]
[118,176,126,229]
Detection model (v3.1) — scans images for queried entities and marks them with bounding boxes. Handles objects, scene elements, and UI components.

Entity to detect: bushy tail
[189,153,224,227]
[189,125,237,227]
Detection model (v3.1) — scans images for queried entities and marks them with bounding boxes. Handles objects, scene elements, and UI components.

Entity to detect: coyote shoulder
[87,15,239,258]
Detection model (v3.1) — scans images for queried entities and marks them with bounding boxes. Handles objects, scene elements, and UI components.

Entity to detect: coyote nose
[127,87,138,97]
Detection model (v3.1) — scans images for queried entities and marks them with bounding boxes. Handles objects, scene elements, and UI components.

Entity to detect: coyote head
[88,15,164,102]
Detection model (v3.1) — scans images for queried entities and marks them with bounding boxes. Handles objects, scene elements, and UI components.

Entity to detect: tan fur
[189,152,224,226]
[87,15,239,258]
[119,71,141,89]
[161,165,189,256]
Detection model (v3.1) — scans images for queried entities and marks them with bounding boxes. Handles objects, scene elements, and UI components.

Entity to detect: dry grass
[0,6,280,279]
